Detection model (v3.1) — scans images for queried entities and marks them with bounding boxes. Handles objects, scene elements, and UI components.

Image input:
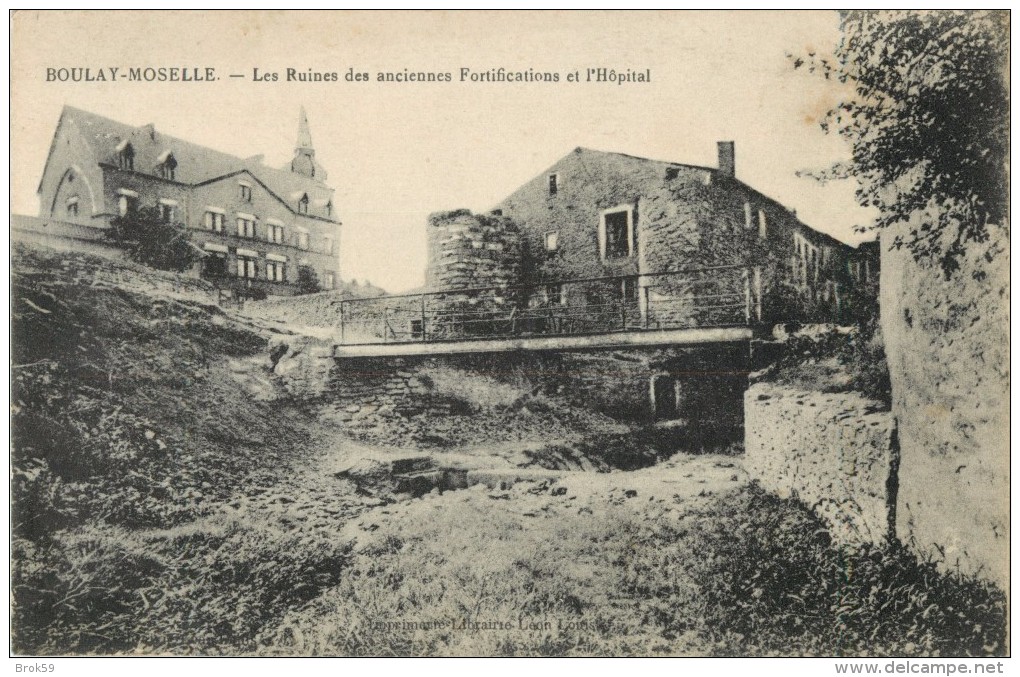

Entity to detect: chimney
[717,141,735,177]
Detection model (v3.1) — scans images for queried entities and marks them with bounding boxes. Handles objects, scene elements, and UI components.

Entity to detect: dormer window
[116,141,134,171]
[156,151,177,180]
[298,194,309,215]
[548,174,559,196]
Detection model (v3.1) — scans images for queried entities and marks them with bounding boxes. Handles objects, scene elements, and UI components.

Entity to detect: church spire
[291,106,324,180]
[296,106,313,152]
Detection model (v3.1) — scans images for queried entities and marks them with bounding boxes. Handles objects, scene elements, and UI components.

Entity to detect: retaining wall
[744,382,896,546]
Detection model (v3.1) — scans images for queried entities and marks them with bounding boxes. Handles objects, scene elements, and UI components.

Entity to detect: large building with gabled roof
[35,105,341,294]
[492,144,877,324]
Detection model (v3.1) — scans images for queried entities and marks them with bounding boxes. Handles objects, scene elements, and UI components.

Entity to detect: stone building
[492,143,877,325]
[34,105,340,295]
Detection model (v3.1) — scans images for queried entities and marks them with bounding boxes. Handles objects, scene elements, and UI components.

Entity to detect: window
[621,277,638,303]
[117,194,137,217]
[548,174,558,196]
[267,223,285,244]
[322,236,334,255]
[65,196,79,217]
[758,209,767,239]
[544,231,559,252]
[323,273,335,289]
[117,142,134,171]
[546,284,566,306]
[265,260,287,282]
[236,257,258,279]
[159,203,175,223]
[204,210,225,232]
[601,207,633,259]
[325,201,332,217]
[239,183,252,202]
[237,217,257,239]
[744,202,753,230]
[793,233,817,286]
[296,231,310,250]
[298,194,309,214]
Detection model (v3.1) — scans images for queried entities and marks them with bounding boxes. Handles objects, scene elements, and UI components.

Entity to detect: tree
[106,206,201,273]
[795,10,1008,277]
[295,264,321,295]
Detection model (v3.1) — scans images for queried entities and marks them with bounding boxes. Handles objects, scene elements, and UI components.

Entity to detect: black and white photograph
[8,9,1010,667]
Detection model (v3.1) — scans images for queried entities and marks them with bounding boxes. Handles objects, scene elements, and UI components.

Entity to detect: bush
[836,318,892,405]
[296,265,321,295]
[106,207,201,273]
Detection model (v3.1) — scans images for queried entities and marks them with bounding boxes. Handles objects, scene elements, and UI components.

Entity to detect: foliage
[296,265,321,295]
[836,318,892,404]
[690,487,1006,656]
[107,206,202,272]
[260,484,1005,657]
[795,10,1008,277]
[764,324,891,405]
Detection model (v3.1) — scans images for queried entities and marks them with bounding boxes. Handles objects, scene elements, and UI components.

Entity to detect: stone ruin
[423,209,524,340]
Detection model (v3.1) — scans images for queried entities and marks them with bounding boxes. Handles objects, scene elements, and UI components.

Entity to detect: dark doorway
[651,375,678,421]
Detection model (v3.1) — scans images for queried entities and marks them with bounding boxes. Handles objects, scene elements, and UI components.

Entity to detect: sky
[11,10,874,293]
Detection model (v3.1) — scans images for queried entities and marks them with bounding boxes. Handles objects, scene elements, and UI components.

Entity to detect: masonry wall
[744,381,896,546]
[37,115,107,225]
[295,345,749,453]
[880,219,1009,589]
[12,215,125,260]
[188,173,340,289]
[495,147,866,326]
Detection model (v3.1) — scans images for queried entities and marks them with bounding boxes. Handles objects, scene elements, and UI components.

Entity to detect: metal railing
[337,265,761,346]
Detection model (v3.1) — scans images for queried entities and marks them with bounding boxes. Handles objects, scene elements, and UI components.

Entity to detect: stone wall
[11,236,217,303]
[494,147,868,325]
[321,357,459,427]
[13,215,128,261]
[880,219,1009,589]
[421,210,524,340]
[744,382,896,546]
[243,290,346,330]
[426,209,523,291]
[268,333,337,399]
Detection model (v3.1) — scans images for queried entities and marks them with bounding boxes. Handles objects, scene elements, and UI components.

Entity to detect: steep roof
[45,105,336,218]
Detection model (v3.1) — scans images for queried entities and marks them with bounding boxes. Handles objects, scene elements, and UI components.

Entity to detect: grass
[261,484,1005,657]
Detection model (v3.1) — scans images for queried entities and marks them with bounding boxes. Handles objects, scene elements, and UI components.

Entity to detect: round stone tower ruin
[424,209,524,338]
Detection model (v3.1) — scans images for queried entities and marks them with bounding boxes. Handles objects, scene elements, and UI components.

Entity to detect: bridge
[334,265,762,358]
